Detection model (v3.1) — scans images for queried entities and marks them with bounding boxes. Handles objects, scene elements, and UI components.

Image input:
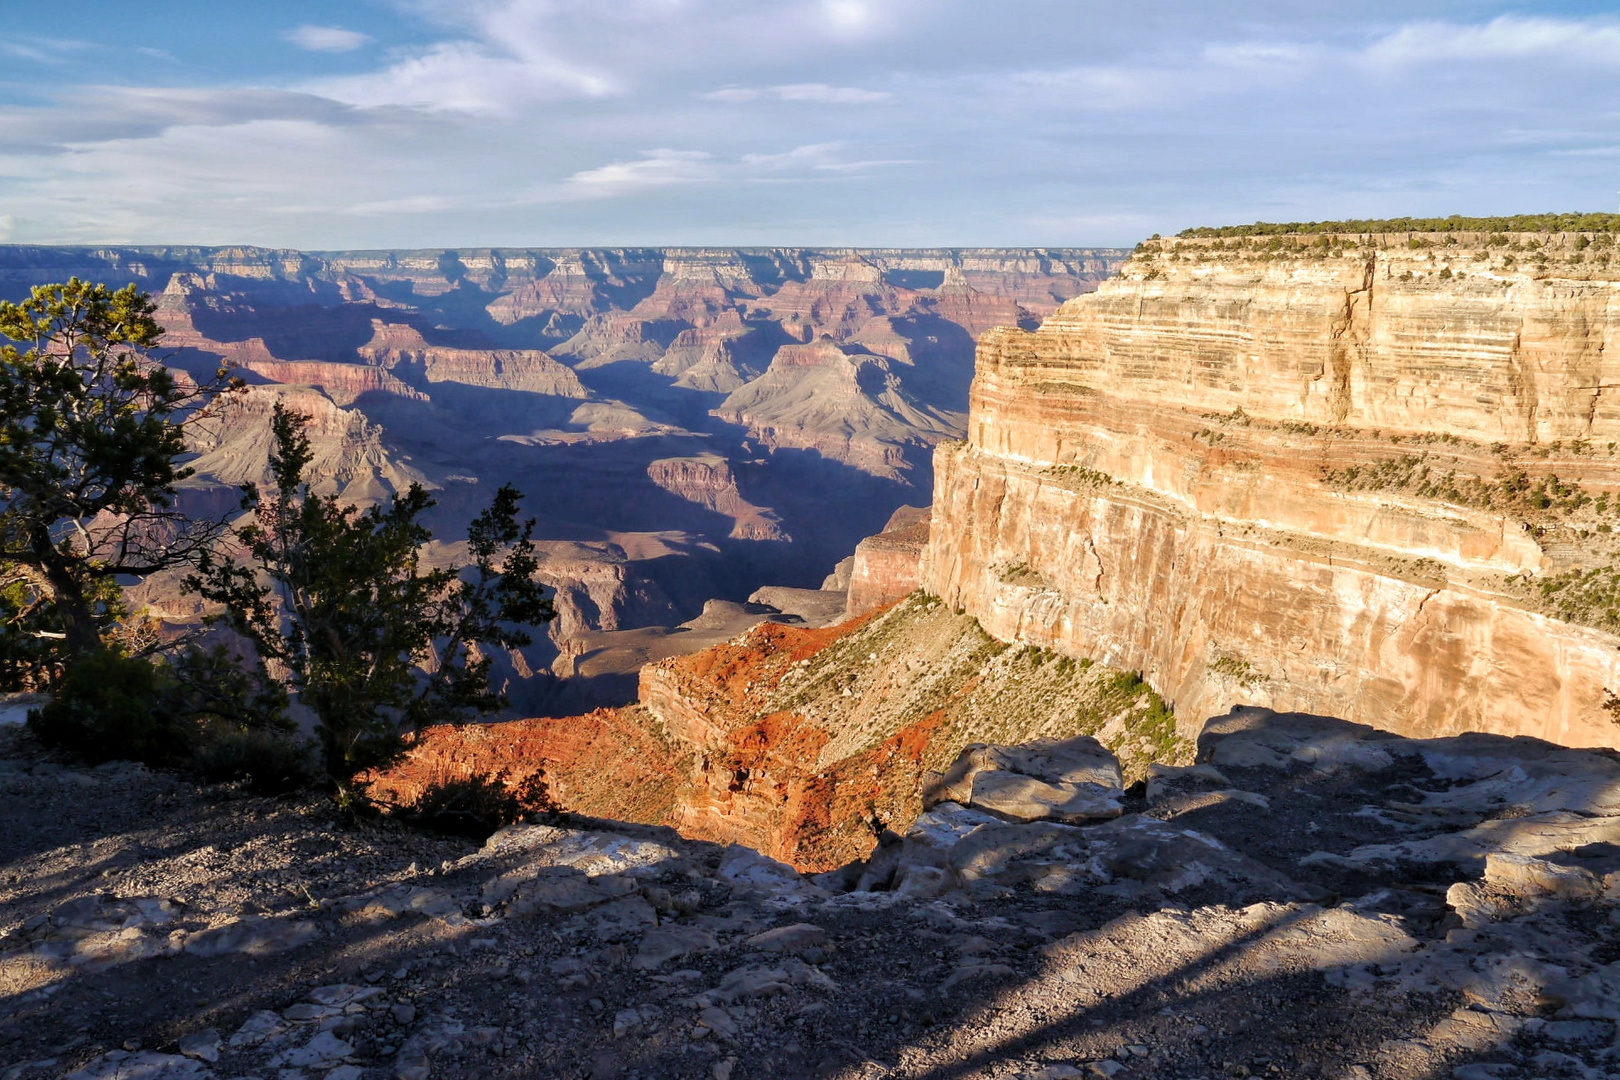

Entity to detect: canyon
[374,225,1620,877]
[0,244,1124,713]
[23,224,1620,1080]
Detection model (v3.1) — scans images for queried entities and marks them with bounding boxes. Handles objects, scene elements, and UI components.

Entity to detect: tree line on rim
[0,279,556,822]
[1177,212,1620,238]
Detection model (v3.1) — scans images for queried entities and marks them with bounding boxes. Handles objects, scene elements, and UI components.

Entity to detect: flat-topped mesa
[926,225,1620,751]
[357,320,588,398]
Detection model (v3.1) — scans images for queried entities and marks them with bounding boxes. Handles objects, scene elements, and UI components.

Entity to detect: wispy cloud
[564,150,715,196]
[0,37,93,64]
[348,194,462,215]
[284,25,373,53]
[1365,15,1620,67]
[741,142,919,174]
[307,40,617,113]
[703,83,891,104]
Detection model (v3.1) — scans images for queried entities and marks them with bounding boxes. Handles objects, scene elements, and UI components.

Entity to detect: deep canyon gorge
[370,224,1620,876]
[0,244,1125,715]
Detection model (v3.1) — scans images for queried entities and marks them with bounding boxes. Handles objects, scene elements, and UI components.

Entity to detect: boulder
[717,845,827,903]
[923,735,1123,823]
[633,924,720,970]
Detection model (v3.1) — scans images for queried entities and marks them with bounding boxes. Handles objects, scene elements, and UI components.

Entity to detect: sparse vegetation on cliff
[1530,567,1620,633]
[772,593,1192,785]
[1321,454,1592,517]
[1178,213,1620,237]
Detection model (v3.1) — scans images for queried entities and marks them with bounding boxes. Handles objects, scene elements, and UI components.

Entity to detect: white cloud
[308,40,616,113]
[703,83,891,104]
[348,195,462,215]
[742,142,918,174]
[0,37,92,64]
[284,25,374,53]
[0,215,15,240]
[564,150,715,196]
[1365,15,1620,67]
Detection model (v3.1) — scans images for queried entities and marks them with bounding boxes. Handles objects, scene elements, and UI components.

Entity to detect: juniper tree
[0,279,231,677]
[187,403,554,796]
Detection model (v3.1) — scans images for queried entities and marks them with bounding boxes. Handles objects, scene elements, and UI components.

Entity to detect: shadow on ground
[5,709,1620,1080]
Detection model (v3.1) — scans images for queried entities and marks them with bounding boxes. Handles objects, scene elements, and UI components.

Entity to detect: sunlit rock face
[846,505,931,616]
[925,231,1620,749]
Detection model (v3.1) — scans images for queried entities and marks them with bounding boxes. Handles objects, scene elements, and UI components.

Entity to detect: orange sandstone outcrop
[375,594,1190,871]
[924,230,1620,750]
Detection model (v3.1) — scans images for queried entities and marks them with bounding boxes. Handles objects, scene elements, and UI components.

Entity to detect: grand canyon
[13,222,1620,1080]
[0,244,1124,714]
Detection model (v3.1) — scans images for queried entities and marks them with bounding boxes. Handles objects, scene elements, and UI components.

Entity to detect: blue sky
[2,1,1619,248]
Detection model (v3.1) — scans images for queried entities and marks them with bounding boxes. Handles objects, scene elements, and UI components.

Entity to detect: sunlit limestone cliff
[924,228,1620,748]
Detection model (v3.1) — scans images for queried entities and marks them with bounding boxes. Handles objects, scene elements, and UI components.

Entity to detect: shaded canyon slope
[924,228,1620,750]
[0,244,1124,712]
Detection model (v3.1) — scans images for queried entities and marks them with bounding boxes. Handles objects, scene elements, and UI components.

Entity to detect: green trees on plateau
[0,281,554,802]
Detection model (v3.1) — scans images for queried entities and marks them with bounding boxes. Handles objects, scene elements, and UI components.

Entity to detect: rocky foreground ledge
[5,711,1620,1080]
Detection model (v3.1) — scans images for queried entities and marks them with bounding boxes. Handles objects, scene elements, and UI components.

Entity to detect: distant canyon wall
[924,231,1620,749]
[0,243,1127,713]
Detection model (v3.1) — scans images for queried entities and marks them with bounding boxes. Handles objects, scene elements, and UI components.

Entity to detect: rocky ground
[6,709,1620,1080]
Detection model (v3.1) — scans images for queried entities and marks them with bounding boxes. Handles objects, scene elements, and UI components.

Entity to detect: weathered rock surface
[16,706,1620,1080]
[925,230,1620,747]
[845,504,931,616]
[922,735,1124,824]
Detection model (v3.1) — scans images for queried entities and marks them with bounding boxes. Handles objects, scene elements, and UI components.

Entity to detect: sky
[2,1,1620,249]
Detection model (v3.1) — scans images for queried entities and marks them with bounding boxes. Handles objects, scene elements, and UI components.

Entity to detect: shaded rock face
[0,244,1124,714]
[924,231,1620,749]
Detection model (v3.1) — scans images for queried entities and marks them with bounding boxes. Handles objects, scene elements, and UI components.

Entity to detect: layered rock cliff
[925,229,1620,749]
[845,505,930,616]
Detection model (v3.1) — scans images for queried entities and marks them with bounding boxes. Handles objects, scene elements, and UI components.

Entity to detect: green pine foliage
[186,403,555,798]
[0,280,232,662]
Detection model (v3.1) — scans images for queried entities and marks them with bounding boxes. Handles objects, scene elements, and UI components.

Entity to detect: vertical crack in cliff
[1325,259,1376,424]
[1506,329,1539,442]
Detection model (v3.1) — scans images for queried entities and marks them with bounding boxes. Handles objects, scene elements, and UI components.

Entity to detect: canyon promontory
[925,227,1620,750]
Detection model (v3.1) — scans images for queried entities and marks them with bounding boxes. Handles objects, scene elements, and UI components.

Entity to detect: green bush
[191,724,313,795]
[28,649,187,764]
[28,643,304,786]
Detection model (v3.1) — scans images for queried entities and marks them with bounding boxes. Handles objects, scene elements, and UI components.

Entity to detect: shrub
[1104,670,1146,695]
[28,648,187,764]
[29,643,303,781]
[397,771,555,839]
[191,724,314,795]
